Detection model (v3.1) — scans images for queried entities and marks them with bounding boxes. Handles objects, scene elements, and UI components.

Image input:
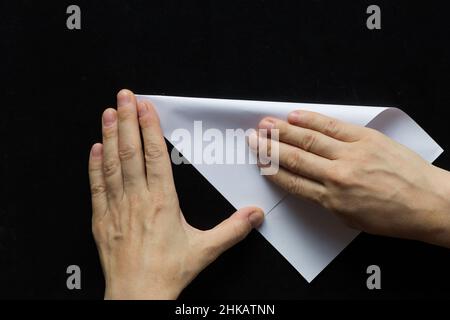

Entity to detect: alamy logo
[169,122,280,175]
[66,265,81,290]
[366,5,381,30]
[66,5,81,30]
[366,265,381,289]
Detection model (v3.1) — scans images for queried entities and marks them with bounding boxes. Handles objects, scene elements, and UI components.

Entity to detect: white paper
[136,94,443,282]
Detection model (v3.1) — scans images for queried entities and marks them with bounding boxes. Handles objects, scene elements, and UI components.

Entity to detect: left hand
[88,89,264,299]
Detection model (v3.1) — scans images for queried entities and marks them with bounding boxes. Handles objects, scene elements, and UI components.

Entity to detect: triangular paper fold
[137,95,443,282]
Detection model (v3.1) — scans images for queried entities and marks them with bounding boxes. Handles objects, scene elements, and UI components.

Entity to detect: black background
[2,0,450,299]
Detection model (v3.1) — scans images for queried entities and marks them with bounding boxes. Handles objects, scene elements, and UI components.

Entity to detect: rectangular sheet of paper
[137,94,443,282]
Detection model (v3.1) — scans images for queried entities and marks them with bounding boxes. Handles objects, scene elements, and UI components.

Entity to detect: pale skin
[88,89,264,299]
[248,112,450,248]
[89,89,450,300]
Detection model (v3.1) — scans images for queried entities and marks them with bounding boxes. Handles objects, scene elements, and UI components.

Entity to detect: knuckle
[314,187,327,204]
[103,158,120,177]
[285,151,302,172]
[286,175,303,195]
[301,132,317,152]
[102,126,116,139]
[119,143,138,161]
[152,202,165,216]
[144,141,165,161]
[88,166,101,176]
[322,188,347,212]
[150,192,166,214]
[90,183,106,196]
[323,119,339,136]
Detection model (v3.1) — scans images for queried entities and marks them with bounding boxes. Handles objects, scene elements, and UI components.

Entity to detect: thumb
[203,207,264,260]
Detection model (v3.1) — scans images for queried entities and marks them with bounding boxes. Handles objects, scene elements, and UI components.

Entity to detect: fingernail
[103,109,116,127]
[247,131,258,150]
[91,143,102,157]
[259,118,275,130]
[248,210,264,228]
[288,111,300,122]
[117,89,132,106]
[138,102,148,117]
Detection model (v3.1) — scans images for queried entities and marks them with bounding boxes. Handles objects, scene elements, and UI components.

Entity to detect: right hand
[249,110,450,247]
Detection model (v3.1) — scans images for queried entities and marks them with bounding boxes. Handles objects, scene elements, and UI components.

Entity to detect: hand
[88,89,264,300]
[249,110,450,247]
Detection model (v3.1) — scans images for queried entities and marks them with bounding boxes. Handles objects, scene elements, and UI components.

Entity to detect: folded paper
[136,94,443,282]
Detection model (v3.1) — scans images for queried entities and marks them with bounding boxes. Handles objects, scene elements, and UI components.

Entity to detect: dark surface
[2,0,450,299]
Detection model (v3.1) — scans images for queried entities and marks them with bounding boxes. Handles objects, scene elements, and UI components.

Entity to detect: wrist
[104,281,182,300]
[416,165,450,248]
